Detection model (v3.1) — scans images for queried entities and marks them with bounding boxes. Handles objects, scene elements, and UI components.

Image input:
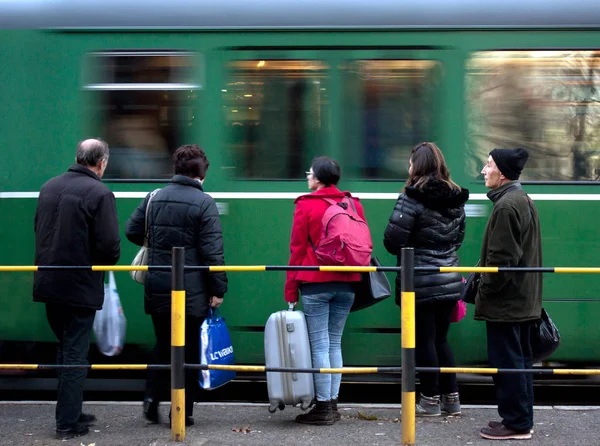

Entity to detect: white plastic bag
[94,271,127,356]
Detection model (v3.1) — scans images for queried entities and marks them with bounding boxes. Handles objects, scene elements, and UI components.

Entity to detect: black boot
[78,413,97,424]
[143,398,159,424]
[56,423,89,440]
[295,400,335,426]
[331,398,341,421]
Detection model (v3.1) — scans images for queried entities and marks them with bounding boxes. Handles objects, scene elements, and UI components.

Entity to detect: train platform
[0,401,598,446]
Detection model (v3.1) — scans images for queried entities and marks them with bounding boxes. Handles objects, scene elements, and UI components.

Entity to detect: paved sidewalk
[1,402,598,445]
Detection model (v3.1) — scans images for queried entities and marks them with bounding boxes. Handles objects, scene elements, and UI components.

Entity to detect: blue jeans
[301,284,354,402]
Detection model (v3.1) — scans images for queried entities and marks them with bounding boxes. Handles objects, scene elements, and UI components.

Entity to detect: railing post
[171,247,186,441]
[401,247,416,446]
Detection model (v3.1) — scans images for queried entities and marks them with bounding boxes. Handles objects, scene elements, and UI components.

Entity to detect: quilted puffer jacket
[383,178,469,305]
[126,175,228,318]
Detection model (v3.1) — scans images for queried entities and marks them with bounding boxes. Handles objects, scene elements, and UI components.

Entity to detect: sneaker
[441,393,461,415]
[489,420,534,434]
[416,394,441,417]
[56,423,89,440]
[295,400,336,426]
[480,424,532,440]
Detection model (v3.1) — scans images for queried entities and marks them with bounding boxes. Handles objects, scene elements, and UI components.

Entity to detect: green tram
[2,0,600,381]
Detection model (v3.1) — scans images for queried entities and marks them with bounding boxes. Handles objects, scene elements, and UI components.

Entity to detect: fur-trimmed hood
[405,179,469,212]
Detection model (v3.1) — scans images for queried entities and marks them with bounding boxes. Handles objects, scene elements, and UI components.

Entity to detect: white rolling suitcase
[265,305,315,413]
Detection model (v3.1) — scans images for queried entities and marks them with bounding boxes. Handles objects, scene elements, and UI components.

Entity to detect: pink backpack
[310,197,373,267]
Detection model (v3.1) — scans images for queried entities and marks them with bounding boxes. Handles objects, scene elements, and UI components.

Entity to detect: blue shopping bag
[199,308,236,390]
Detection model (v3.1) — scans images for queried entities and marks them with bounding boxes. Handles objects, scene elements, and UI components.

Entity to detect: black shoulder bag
[351,257,392,312]
[461,260,480,304]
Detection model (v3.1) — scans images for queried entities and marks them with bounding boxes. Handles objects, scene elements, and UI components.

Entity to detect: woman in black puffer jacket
[384,142,469,417]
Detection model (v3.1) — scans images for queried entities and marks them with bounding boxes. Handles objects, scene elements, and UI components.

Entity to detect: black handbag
[461,260,481,304]
[461,272,481,304]
[531,308,560,363]
[351,257,391,312]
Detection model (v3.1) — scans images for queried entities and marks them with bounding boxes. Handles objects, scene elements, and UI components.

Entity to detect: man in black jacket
[126,144,228,426]
[476,148,542,441]
[33,139,121,440]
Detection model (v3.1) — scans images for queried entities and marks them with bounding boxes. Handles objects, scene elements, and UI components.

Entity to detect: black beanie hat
[489,148,529,180]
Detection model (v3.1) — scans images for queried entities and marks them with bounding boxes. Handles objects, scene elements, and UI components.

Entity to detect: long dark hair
[405,142,460,191]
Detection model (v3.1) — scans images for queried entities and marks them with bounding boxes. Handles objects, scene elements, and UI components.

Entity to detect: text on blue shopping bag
[199,308,236,390]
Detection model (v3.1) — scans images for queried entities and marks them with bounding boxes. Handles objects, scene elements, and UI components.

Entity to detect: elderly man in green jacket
[476,148,542,441]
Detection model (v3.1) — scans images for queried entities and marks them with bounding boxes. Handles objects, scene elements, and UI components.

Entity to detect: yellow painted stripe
[319,266,377,272]
[209,265,266,272]
[171,389,186,441]
[554,268,600,274]
[439,267,499,273]
[0,266,38,272]
[401,292,416,348]
[92,265,149,271]
[172,290,186,347]
[440,367,499,374]
[0,364,39,370]
[553,369,600,375]
[401,391,416,445]
[91,364,148,370]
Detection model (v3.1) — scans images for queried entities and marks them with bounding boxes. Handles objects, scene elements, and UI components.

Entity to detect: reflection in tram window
[85,51,199,180]
[224,60,329,180]
[341,60,441,180]
[467,51,600,181]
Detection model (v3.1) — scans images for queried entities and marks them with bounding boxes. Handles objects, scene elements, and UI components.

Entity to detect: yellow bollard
[401,248,416,446]
[171,247,186,441]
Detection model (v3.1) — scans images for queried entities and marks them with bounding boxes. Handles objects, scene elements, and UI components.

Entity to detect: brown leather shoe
[489,420,534,434]
[480,424,532,440]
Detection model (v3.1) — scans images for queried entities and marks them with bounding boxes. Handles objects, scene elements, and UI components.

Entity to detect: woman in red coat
[285,156,367,425]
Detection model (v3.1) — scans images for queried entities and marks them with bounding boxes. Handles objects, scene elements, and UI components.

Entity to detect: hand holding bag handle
[130,189,160,283]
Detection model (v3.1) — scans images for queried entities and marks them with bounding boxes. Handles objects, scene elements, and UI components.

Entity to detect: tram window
[84,51,199,180]
[467,51,600,181]
[224,60,329,180]
[341,60,441,181]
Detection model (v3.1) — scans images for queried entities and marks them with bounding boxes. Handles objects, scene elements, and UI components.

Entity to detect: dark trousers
[145,313,203,416]
[486,321,534,432]
[415,301,458,397]
[45,303,96,430]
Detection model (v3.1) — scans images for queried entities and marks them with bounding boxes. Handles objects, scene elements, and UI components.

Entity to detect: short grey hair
[76,138,109,167]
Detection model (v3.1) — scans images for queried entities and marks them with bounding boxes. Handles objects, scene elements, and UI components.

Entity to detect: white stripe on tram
[3,192,600,201]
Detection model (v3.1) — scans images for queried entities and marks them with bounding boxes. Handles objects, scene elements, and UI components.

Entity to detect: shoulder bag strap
[143,189,160,247]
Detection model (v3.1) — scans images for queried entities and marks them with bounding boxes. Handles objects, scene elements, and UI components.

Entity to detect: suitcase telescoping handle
[288,303,295,311]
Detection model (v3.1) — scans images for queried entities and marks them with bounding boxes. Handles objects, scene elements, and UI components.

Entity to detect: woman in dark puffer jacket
[384,142,469,417]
